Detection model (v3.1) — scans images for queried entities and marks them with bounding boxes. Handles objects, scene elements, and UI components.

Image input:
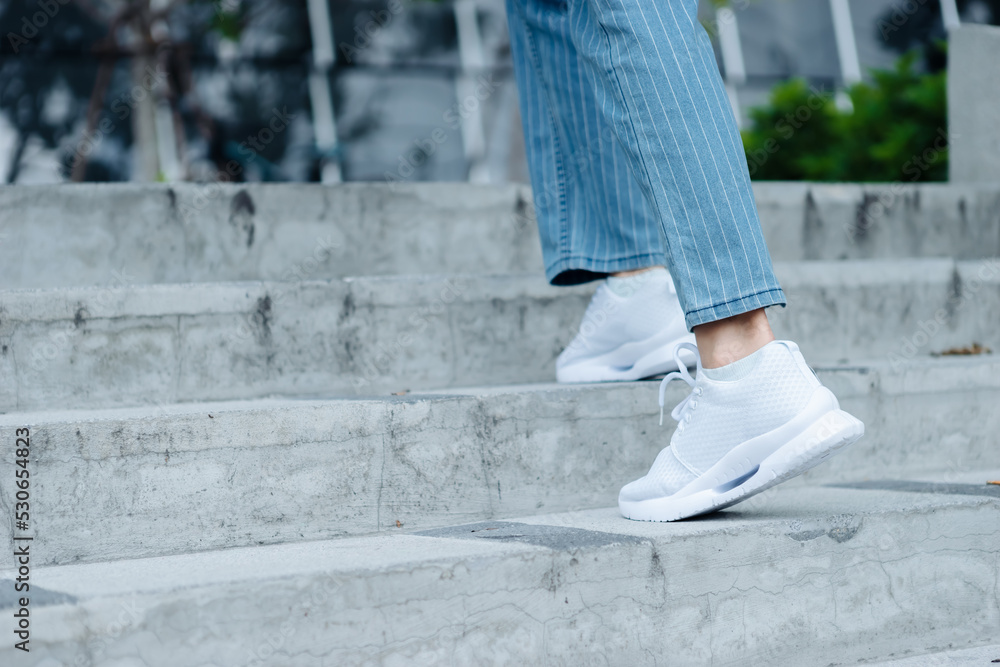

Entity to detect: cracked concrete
[1,183,999,289]
[417,521,647,550]
[0,183,545,289]
[0,259,998,411]
[0,181,997,665]
[0,487,995,666]
[0,360,997,569]
[861,643,1000,665]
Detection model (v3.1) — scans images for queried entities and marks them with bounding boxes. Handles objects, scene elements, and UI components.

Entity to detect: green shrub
[741,51,948,182]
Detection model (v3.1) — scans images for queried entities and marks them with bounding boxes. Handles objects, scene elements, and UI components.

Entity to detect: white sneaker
[619,340,864,521]
[556,268,695,383]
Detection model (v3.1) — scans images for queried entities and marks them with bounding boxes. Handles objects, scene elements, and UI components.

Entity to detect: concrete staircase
[1,183,998,665]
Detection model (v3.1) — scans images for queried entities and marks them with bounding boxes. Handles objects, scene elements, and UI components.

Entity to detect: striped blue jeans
[506,0,786,329]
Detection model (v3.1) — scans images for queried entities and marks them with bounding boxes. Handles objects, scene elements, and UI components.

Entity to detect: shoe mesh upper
[619,446,697,502]
[620,341,823,506]
[671,342,819,473]
[557,268,685,367]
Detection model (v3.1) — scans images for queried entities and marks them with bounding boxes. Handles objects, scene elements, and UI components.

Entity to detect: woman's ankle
[610,265,663,278]
[693,308,775,369]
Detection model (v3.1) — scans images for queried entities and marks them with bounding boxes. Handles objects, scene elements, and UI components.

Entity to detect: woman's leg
[553,0,865,521]
[506,0,668,286]
[506,0,696,383]
[565,0,786,331]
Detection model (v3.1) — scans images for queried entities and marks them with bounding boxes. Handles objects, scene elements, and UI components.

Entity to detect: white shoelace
[658,342,702,426]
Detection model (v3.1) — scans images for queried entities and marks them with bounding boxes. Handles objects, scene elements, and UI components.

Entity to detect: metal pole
[830,0,862,85]
[306,0,342,183]
[454,0,490,183]
[940,0,961,30]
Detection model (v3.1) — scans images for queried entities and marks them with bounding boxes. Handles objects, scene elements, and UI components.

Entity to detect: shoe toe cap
[620,447,698,504]
[618,476,653,504]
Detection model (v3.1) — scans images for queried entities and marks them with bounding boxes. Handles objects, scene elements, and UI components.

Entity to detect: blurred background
[0,0,997,186]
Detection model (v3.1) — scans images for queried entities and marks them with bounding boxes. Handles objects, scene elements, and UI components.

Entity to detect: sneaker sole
[557,330,696,383]
[619,388,865,522]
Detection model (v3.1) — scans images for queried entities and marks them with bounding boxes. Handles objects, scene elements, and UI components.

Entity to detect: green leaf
[741,50,947,182]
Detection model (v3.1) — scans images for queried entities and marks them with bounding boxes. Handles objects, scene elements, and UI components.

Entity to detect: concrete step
[756,181,1000,263]
[2,484,997,666]
[1,182,998,288]
[1,356,996,567]
[861,644,1000,666]
[1,258,998,411]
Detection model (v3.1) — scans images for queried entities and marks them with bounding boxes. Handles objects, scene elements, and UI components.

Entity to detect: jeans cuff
[684,287,787,330]
[545,252,668,285]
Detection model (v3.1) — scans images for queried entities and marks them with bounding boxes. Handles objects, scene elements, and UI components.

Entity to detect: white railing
[306,0,341,183]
